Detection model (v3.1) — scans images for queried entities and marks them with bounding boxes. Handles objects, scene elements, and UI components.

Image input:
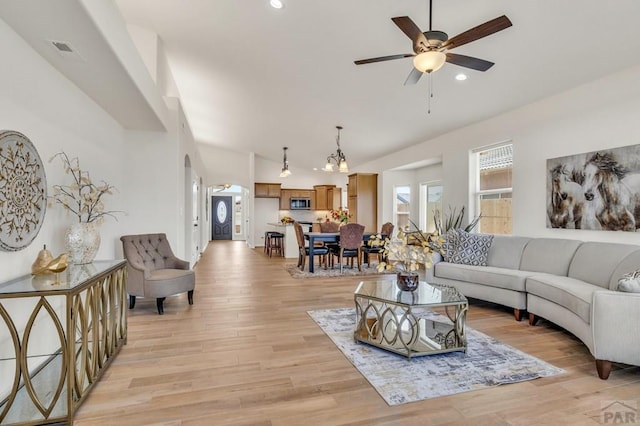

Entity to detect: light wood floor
[75,241,640,425]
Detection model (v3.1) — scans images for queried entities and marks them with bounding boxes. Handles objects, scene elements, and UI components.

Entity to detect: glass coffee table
[354,280,468,359]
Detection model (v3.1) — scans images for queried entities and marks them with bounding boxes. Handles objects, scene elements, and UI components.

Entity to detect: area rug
[308,307,564,405]
[285,263,394,279]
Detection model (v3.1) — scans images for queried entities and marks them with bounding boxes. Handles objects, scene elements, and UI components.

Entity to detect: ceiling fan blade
[443,15,512,50]
[391,16,423,41]
[445,53,494,71]
[354,54,414,65]
[404,67,423,85]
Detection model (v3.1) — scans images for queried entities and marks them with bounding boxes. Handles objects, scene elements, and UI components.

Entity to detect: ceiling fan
[354,0,512,85]
[212,183,232,192]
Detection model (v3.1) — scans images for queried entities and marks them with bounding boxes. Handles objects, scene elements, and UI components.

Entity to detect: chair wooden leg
[156,297,166,315]
[188,290,194,305]
[129,295,136,309]
[300,253,306,271]
[528,313,540,326]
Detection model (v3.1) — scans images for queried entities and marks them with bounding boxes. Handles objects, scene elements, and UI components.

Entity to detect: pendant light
[279,147,291,177]
[322,126,349,173]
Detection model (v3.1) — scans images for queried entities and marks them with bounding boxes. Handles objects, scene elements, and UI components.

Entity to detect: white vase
[65,223,101,264]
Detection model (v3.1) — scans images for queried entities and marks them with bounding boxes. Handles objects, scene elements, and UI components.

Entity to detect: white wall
[0,17,127,281]
[358,65,640,244]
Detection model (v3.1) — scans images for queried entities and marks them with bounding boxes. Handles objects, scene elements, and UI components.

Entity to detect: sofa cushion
[519,238,582,276]
[448,231,494,266]
[435,262,532,292]
[568,242,640,289]
[486,235,531,269]
[526,274,601,324]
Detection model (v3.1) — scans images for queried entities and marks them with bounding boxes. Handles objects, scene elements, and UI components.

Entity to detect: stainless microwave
[290,198,311,210]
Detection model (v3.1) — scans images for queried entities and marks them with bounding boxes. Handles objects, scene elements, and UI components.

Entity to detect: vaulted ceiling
[4,1,640,172]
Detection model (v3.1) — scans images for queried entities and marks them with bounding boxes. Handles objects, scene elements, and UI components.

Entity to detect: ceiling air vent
[46,40,85,61]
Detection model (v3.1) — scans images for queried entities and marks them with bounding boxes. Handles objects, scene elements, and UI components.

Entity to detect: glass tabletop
[354,279,467,307]
[0,260,126,295]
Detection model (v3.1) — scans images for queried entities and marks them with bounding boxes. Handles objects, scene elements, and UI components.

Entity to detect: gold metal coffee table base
[354,280,468,359]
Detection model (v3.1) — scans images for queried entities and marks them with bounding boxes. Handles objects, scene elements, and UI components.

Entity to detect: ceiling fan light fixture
[413,51,446,73]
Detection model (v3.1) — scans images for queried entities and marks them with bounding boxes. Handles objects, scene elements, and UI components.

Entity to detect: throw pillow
[618,270,640,293]
[442,228,461,262]
[449,231,494,266]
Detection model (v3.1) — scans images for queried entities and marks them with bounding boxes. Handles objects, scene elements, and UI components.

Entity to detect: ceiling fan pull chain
[427,72,434,114]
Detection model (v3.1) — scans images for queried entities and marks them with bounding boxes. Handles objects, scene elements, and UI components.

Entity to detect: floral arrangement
[329,207,351,223]
[280,216,294,224]
[369,221,441,273]
[49,151,122,223]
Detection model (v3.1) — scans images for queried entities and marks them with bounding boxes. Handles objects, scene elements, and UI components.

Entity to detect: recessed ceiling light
[270,0,284,9]
[455,73,468,81]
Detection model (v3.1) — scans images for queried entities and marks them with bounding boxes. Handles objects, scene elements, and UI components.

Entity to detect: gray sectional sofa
[426,235,640,379]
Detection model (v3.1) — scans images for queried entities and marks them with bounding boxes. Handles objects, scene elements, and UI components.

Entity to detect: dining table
[303,231,382,273]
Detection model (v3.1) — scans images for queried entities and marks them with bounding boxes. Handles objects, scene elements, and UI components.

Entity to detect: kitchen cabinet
[255,182,281,198]
[279,189,315,210]
[347,173,378,232]
[327,187,342,210]
[314,185,342,210]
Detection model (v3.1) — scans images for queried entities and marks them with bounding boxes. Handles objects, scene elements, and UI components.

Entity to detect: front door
[212,196,232,240]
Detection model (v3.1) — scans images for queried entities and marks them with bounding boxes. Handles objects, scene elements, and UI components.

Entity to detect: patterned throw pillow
[442,228,461,262]
[448,231,494,266]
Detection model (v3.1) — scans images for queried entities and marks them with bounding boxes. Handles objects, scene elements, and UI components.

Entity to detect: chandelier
[279,147,291,177]
[322,126,349,173]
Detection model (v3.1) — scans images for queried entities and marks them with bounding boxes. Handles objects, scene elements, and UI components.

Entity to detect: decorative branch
[49,151,124,223]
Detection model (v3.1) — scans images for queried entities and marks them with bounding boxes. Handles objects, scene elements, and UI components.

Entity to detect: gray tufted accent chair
[120,233,195,314]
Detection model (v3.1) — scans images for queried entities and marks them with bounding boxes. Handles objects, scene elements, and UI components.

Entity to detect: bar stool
[265,231,285,257]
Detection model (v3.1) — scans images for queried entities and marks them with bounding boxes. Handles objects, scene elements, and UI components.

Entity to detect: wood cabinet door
[279,189,291,210]
[268,184,281,197]
[315,186,328,210]
[255,183,269,197]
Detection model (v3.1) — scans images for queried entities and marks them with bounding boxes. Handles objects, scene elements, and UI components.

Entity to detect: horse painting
[582,152,640,231]
[548,164,584,229]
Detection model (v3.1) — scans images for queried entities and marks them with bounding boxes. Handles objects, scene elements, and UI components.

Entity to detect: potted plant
[329,207,351,224]
[49,152,122,264]
[368,221,441,291]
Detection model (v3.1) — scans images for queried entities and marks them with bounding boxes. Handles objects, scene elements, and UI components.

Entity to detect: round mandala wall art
[0,130,47,251]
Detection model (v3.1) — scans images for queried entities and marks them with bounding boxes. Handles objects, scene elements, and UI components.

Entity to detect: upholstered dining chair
[294,221,329,271]
[319,221,340,233]
[120,233,195,315]
[363,222,394,267]
[331,223,365,273]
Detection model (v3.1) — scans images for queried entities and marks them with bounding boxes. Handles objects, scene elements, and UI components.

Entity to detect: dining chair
[294,221,329,271]
[319,221,340,252]
[363,222,394,267]
[331,223,365,273]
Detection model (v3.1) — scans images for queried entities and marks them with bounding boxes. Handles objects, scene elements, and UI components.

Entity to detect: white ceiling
[4,1,640,172]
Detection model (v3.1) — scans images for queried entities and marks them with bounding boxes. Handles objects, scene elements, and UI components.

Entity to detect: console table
[0,260,127,425]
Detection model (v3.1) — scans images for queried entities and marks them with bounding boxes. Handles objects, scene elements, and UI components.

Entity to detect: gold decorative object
[32,245,68,276]
[31,244,53,274]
